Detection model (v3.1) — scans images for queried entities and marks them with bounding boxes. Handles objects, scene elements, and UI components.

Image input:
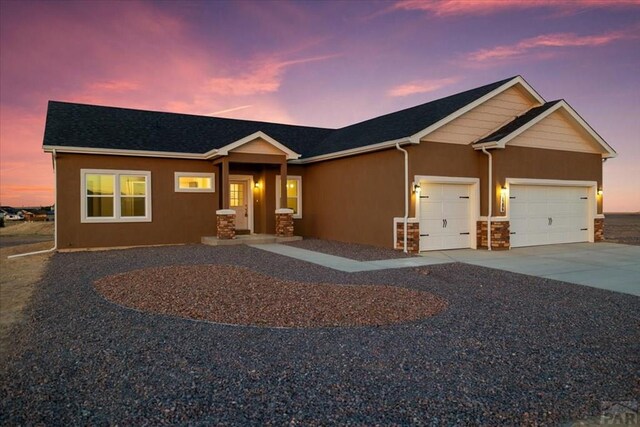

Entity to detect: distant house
[22,209,49,222]
[42,76,616,252]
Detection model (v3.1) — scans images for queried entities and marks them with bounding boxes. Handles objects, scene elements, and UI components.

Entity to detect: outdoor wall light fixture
[254,181,261,189]
[499,185,507,213]
[597,187,603,196]
[412,183,421,194]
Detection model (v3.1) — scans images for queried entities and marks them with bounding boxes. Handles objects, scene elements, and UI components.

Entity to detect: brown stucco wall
[492,147,603,215]
[56,153,218,249]
[55,142,604,250]
[292,148,404,248]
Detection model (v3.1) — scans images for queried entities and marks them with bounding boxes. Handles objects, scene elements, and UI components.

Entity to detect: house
[22,209,49,222]
[42,76,616,252]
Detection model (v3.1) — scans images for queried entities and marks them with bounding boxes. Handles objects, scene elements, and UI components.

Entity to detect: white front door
[510,185,590,248]
[419,183,472,251]
[230,180,248,230]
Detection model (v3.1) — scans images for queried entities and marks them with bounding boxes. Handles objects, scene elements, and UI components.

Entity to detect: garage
[419,182,474,251]
[509,184,591,248]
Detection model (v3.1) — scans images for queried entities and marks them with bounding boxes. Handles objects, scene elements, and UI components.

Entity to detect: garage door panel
[419,182,473,251]
[419,200,443,220]
[510,184,590,248]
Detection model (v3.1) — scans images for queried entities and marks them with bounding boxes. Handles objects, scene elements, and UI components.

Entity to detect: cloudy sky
[1,0,638,211]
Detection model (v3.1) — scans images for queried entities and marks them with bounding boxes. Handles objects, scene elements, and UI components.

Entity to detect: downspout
[396,143,409,253]
[481,147,492,251]
[8,149,58,259]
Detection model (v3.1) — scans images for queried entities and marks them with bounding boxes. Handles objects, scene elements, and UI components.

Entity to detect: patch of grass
[0,221,54,236]
[0,242,53,359]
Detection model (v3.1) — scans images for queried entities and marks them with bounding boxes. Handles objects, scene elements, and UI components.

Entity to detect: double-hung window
[275,175,302,218]
[81,169,152,222]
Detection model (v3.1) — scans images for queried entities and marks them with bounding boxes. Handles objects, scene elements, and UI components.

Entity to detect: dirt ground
[604,213,640,245]
[0,241,53,359]
[0,222,54,248]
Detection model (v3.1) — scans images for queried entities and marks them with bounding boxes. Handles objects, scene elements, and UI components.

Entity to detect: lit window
[81,169,151,223]
[275,175,302,218]
[230,183,244,207]
[175,172,215,192]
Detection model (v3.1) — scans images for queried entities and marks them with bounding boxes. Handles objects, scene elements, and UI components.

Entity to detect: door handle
[442,219,445,228]
[550,217,553,226]
[443,219,447,228]
[245,205,248,217]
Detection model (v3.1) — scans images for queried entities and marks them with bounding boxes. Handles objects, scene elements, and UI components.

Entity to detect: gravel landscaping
[285,237,415,260]
[95,265,447,327]
[1,244,638,425]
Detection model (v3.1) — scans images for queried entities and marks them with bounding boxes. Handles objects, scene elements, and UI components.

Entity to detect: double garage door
[509,185,590,248]
[418,182,591,251]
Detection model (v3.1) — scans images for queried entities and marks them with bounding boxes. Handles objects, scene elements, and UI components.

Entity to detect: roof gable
[474,100,616,158]
[218,131,299,159]
[422,84,539,145]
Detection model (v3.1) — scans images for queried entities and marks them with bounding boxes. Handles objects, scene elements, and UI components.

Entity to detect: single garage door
[510,185,590,248]
[419,183,472,251]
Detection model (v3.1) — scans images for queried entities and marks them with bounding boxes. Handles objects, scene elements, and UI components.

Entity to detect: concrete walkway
[249,244,450,273]
[251,242,639,296]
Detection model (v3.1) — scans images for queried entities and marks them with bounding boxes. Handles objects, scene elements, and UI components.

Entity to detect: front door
[229,180,248,230]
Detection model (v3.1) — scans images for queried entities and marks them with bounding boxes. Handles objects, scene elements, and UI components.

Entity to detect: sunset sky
[1,0,638,211]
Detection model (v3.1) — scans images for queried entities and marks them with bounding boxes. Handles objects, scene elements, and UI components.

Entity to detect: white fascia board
[410,76,545,143]
[43,145,210,159]
[291,137,416,164]
[472,141,501,150]
[215,131,301,160]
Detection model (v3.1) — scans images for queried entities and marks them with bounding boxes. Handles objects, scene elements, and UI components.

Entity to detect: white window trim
[81,169,152,223]
[275,175,302,219]
[174,172,216,193]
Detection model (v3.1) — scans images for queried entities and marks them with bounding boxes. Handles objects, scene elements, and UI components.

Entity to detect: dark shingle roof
[475,101,560,144]
[43,76,520,159]
[304,76,516,157]
[43,102,333,155]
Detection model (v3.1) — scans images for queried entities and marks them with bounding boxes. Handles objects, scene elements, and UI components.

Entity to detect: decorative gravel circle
[94,265,447,327]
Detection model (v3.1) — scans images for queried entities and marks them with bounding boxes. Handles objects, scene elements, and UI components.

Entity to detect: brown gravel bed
[284,238,416,261]
[94,264,447,327]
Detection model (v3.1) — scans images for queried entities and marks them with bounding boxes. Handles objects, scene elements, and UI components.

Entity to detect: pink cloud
[387,77,460,97]
[393,0,640,16]
[206,54,339,96]
[87,80,141,92]
[468,28,639,62]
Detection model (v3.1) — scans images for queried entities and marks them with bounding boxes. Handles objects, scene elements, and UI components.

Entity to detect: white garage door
[419,183,472,251]
[510,185,590,248]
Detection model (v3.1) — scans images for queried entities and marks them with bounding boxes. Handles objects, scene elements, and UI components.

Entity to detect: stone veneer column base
[275,208,294,238]
[395,221,420,254]
[477,220,510,250]
[594,218,604,242]
[216,209,236,240]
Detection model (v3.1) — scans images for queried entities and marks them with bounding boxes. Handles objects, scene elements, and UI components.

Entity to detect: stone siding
[216,214,236,240]
[395,221,420,254]
[594,218,604,242]
[477,220,510,250]
[275,213,294,237]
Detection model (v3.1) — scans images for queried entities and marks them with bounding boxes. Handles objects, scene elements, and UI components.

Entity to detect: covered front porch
[203,132,302,243]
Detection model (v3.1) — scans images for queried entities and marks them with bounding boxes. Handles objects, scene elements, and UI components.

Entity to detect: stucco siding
[423,86,537,144]
[56,154,218,249]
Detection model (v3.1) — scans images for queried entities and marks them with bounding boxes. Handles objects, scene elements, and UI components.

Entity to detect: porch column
[279,161,287,210]
[221,158,230,209]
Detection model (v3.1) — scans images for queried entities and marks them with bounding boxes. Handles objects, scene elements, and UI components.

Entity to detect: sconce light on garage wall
[499,185,507,213]
[412,183,421,194]
[597,187,603,196]
[254,181,261,190]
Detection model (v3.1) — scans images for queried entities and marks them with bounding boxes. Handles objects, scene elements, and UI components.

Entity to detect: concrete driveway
[425,242,640,296]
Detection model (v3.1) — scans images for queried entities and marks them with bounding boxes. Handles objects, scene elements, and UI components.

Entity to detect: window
[174,172,215,192]
[81,169,151,223]
[275,175,302,218]
[230,183,244,207]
